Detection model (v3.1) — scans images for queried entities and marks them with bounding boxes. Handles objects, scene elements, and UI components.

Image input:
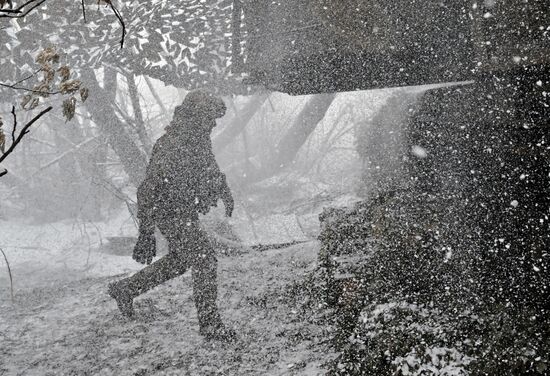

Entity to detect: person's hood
[165,90,226,135]
[175,90,227,121]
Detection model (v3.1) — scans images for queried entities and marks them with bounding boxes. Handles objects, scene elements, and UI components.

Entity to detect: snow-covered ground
[0,235,334,375]
[0,192,358,371]
[0,210,143,291]
[0,192,344,376]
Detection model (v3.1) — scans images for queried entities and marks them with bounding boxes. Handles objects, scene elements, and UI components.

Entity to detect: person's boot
[108,254,187,317]
[108,280,135,317]
[197,310,236,342]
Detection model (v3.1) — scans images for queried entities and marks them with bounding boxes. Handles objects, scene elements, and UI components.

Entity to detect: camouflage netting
[318,69,550,375]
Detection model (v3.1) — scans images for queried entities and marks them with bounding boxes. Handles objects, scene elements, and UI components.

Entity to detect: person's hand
[132,231,156,265]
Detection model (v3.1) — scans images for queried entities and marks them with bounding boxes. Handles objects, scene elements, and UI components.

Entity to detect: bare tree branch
[10,68,44,87]
[0,105,53,176]
[0,0,46,19]
[104,1,125,49]
[81,0,86,22]
[10,106,16,143]
[0,247,14,302]
[38,136,97,171]
[0,81,60,95]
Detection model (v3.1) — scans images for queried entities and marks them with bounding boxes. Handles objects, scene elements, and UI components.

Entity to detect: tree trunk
[81,68,148,187]
[127,74,153,155]
[246,93,336,183]
[213,93,269,153]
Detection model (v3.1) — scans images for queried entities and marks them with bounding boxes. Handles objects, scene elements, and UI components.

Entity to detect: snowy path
[0,242,333,376]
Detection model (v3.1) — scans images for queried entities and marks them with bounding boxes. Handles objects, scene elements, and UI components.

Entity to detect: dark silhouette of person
[108,90,235,341]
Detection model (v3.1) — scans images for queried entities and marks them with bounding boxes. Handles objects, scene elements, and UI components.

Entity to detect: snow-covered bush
[328,300,549,376]
[329,302,476,375]
[319,191,549,375]
[319,189,471,305]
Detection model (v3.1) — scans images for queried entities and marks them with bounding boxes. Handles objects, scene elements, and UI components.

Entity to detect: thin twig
[0,106,53,176]
[29,136,55,148]
[107,2,125,49]
[252,240,311,252]
[0,106,53,164]
[10,106,16,144]
[113,104,134,125]
[11,68,44,87]
[0,0,40,13]
[81,0,86,22]
[0,81,60,95]
[0,247,14,303]
[0,7,19,14]
[0,0,46,18]
[37,136,97,171]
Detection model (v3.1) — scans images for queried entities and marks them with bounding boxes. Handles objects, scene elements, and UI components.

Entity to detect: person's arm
[136,176,156,235]
[218,172,234,217]
[207,145,234,217]
[133,143,161,264]
[200,138,234,217]
[137,143,162,233]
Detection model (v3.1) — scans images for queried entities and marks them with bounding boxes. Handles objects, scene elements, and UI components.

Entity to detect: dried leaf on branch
[80,87,89,102]
[20,95,32,109]
[29,97,40,109]
[36,47,60,65]
[59,79,81,94]
[6,47,89,121]
[43,66,55,84]
[32,82,51,97]
[62,97,77,121]
[57,66,71,82]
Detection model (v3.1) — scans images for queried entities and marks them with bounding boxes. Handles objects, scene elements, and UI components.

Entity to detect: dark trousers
[122,219,222,329]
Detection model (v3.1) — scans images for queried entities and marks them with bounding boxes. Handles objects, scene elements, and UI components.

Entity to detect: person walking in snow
[108,90,235,341]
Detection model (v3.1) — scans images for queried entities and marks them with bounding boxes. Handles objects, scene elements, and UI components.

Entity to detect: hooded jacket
[136,100,230,233]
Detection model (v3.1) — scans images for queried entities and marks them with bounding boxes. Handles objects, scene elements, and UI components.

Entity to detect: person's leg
[109,236,188,317]
[192,246,222,329]
[186,224,235,340]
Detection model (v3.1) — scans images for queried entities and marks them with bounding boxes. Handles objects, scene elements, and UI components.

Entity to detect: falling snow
[1,1,549,375]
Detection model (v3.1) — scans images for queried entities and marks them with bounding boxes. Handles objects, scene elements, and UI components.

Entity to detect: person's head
[175,90,227,122]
